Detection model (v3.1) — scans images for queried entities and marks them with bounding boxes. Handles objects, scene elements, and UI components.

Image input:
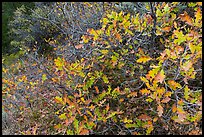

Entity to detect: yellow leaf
[136,56,152,64]
[42,74,47,82]
[195,7,202,26]
[197,2,202,6]
[86,110,93,118]
[156,87,165,96]
[140,88,151,95]
[172,103,177,113]
[123,117,133,123]
[59,113,67,120]
[100,50,109,55]
[168,80,182,90]
[189,42,196,54]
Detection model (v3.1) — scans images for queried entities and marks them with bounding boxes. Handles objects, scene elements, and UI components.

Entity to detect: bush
[3,2,202,135]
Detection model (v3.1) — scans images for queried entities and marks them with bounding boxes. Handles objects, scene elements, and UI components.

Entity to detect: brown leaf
[179,11,193,26]
[154,69,165,84]
[75,44,83,49]
[138,114,152,121]
[94,86,99,94]
[79,128,89,135]
[161,97,171,103]
[157,104,163,117]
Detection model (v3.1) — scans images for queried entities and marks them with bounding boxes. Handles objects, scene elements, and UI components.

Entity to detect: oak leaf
[157,104,163,117]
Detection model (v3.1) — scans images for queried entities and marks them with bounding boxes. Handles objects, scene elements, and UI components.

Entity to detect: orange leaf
[94,86,100,94]
[106,103,110,111]
[161,97,171,103]
[75,44,84,49]
[197,2,202,6]
[179,11,193,26]
[128,92,138,97]
[154,69,165,83]
[161,26,171,32]
[136,56,152,64]
[138,114,152,121]
[140,88,151,95]
[79,128,89,135]
[157,104,163,117]
[172,103,177,113]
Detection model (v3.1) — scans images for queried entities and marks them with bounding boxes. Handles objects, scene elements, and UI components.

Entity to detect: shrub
[3,2,202,135]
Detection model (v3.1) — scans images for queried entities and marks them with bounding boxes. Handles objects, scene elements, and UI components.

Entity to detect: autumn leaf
[54,124,62,129]
[54,96,65,105]
[172,103,177,113]
[42,74,47,82]
[146,67,160,80]
[59,113,67,120]
[168,80,182,90]
[138,114,152,121]
[179,11,193,26]
[161,97,171,103]
[94,86,100,94]
[140,88,151,95]
[127,91,138,98]
[154,69,165,83]
[161,26,171,32]
[54,57,64,70]
[75,44,84,49]
[79,128,89,135]
[156,87,165,96]
[102,75,109,83]
[195,7,202,26]
[157,104,163,117]
[197,2,202,6]
[100,50,109,55]
[173,30,186,45]
[137,56,152,64]
[181,60,193,72]
[123,117,133,123]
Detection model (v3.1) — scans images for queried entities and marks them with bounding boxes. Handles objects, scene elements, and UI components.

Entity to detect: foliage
[2,2,35,55]
[2,2,202,135]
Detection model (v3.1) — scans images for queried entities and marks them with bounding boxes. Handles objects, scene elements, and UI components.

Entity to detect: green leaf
[173,30,186,45]
[42,74,47,81]
[100,50,109,55]
[59,113,67,120]
[67,129,74,135]
[106,111,117,119]
[125,123,138,128]
[102,75,109,84]
[73,118,79,134]
[184,85,190,100]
